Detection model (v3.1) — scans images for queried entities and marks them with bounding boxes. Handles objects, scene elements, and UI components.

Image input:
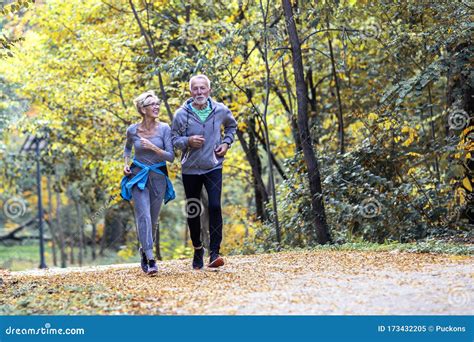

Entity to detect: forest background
[0,0,472,271]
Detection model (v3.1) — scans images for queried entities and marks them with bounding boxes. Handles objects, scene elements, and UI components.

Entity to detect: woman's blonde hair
[133,90,159,116]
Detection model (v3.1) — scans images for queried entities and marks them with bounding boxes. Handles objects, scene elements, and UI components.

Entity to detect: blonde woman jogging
[121,90,175,275]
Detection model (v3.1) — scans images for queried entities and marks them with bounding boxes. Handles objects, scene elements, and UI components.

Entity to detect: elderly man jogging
[171,74,237,270]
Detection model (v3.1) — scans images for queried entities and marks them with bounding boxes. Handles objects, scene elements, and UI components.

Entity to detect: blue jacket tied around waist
[120,159,175,204]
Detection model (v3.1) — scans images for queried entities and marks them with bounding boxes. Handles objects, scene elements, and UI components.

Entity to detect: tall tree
[282,0,331,244]
[259,0,281,243]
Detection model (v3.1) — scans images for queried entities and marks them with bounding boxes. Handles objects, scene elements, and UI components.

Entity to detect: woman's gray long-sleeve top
[124,122,174,165]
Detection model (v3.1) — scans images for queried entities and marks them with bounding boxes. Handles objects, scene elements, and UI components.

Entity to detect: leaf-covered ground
[0,250,472,315]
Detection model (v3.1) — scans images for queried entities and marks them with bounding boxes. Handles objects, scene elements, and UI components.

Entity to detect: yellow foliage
[153,0,169,6]
[220,205,258,254]
[117,246,134,261]
[382,120,392,130]
[238,121,248,130]
[462,177,472,192]
[322,115,337,130]
[348,121,365,135]
[222,223,247,254]
[96,223,105,238]
[407,152,422,157]
[455,187,467,206]
[233,56,243,65]
[367,112,379,121]
[400,126,418,147]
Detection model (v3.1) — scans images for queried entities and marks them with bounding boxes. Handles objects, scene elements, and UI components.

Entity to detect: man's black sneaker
[147,259,158,275]
[208,251,224,268]
[139,247,148,274]
[192,246,206,270]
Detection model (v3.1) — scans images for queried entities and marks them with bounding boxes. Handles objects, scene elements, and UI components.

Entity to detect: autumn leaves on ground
[1,250,472,315]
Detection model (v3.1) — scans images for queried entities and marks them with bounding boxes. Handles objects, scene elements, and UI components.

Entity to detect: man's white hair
[189,75,211,91]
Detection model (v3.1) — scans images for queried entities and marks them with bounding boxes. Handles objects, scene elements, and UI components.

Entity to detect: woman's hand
[123,165,132,176]
[140,137,156,150]
[140,137,164,155]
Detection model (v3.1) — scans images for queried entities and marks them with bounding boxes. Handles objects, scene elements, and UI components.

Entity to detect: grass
[306,239,473,255]
[0,243,139,271]
[247,237,473,256]
[0,244,51,271]
[1,238,471,272]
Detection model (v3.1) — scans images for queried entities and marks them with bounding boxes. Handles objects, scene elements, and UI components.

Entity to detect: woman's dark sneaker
[147,259,158,275]
[192,246,206,270]
[139,247,148,273]
[208,251,224,268]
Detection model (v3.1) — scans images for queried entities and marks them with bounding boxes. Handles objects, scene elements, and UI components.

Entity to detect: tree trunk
[46,175,57,266]
[153,222,162,261]
[249,118,268,220]
[74,199,84,267]
[99,223,107,257]
[273,68,302,153]
[250,120,288,180]
[282,0,331,244]
[326,20,345,154]
[260,0,281,244]
[184,221,189,248]
[306,67,318,115]
[236,122,269,221]
[69,240,75,265]
[55,171,67,268]
[91,221,97,260]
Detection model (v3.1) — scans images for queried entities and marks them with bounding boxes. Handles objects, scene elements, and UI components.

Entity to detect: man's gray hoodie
[171,98,237,175]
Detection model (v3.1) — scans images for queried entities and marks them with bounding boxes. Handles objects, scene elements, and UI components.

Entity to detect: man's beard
[194,96,208,105]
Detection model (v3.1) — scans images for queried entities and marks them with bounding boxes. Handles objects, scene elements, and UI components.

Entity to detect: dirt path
[0,250,472,315]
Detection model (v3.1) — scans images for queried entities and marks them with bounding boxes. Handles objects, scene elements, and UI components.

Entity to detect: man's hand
[188,135,205,148]
[123,165,132,176]
[215,143,229,157]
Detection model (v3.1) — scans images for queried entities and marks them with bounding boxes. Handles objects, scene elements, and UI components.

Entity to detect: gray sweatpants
[131,171,166,260]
